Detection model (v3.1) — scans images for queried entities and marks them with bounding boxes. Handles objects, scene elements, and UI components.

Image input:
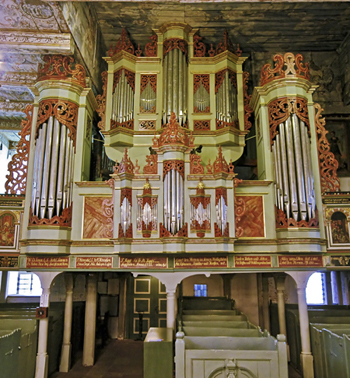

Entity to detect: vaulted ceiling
[0,0,350,151]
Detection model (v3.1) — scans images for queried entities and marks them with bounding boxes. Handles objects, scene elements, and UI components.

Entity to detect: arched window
[7,271,42,296]
[306,272,326,305]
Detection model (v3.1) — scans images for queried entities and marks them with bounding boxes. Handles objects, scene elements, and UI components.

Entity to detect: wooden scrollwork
[163,38,188,57]
[96,71,107,130]
[37,55,86,87]
[260,52,310,86]
[163,160,184,179]
[314,103,341,193]
[268,97,310,148]
[108,28,135,57]
[243,71,253,131]
[5,104,33,195]
[29,206,72,227]
[145,34,157,57]
[36,99,79,150]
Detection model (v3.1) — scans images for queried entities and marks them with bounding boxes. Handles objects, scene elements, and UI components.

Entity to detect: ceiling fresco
[94,2,350,53]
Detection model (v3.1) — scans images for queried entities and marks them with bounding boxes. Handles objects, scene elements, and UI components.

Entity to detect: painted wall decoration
[0,254,18,268]
[0,212,18,249]
[331,211,350,243]
[235,195,264,238]
[326,119,350,177]
[83,196,113,239]
[325,207,350,249]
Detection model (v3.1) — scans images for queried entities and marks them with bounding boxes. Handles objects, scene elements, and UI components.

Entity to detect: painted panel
[83,196,113,239]
[76,256,113,269]
[120,257,168,269]
[26,256,69,268]
[235,195,265,238]
[0,212,17,248]
[175,257,227,269]
[278,255,323,267]
[235,255,271,268]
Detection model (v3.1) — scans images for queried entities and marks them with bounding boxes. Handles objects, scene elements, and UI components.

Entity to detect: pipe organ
[31,100,78,222]
[272,111,316,223]
[251,52,321,229]
[111,68,135,129]
[215,69,238,129]
[162,39,188,126]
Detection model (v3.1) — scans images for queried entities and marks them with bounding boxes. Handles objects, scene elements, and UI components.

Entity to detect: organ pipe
[163,46,187,125]
[273,114,316,222]
[163,169,184,235]
[216,71,238,125]
[32,117,74,219]
[111,69,134,125]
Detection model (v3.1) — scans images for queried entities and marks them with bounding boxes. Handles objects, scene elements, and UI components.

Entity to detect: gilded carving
[29,206,72,227]
[314,103,341,193]
[268,97,310,148]
[193,34,206,57]
[163,38,188,56]
[145,34,157,57]
[194,120,210,131]
[108,28,135,57]
[260,52,310,86]
[38,55,86,87]
[96,71,107,130]
[5,104,32,195]
[36,99,79,150]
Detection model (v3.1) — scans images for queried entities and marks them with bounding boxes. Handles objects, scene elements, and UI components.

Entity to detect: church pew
[0,329,21,378]
[286,308,350,371]
[181,296,235,310]
[175,333,288,378]
[182,314,247,322]
[182,327,263,337]
[182,309,239,315]
[180,320,257,329]
[311,324,350,378]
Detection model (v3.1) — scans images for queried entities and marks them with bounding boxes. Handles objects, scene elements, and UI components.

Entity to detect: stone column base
[301,352,314,378]
[35,353,49,378]
[59,343,72,372]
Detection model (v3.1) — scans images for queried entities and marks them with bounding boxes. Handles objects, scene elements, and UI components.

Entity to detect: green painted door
[126,275,167,339]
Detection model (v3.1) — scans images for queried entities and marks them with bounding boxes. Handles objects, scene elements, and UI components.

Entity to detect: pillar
[0,271,8,303]
[222,274,232,299]
[341,271,350,305]
[262,275,270,332]
[275,275,287,338]
[148,272,195,331]
[83,273,98,366]
[166,288,177,330]
[35,272,61,378]
[59,273,74,372]
[325,272,333,304]
[287,271,314,378]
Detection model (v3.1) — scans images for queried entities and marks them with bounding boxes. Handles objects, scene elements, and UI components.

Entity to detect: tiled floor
[50,339,301,378]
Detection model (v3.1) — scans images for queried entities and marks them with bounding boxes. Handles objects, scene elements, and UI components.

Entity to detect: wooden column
[287,271,314,378]
[59,273,74,372]
[83,274,98,366]
[35,272,61,378]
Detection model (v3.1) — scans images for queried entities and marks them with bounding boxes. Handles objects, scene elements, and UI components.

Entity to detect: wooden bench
[0,329,21,378]
[175,333,288,378]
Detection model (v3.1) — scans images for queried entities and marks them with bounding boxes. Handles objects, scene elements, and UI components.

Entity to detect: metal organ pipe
[273,115,316,222]
[163,169,184,235]
[163,46,187,125]
[32,116,74,220]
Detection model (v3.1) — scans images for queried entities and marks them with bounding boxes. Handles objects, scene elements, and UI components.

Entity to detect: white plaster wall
[231,273,259,326]
[182,274,223,297]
